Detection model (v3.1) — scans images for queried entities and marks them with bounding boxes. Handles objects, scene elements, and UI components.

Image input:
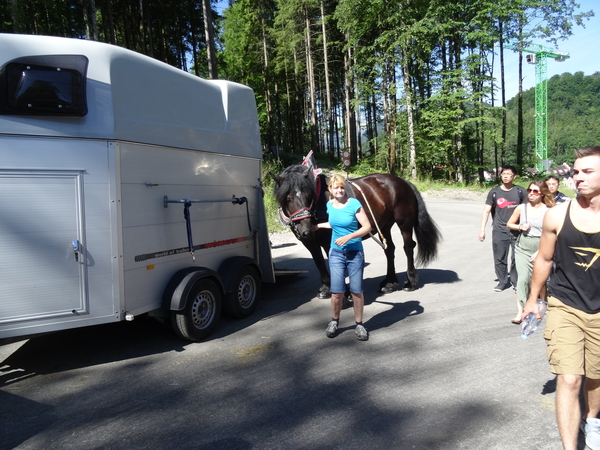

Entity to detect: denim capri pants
[328,248,365,294]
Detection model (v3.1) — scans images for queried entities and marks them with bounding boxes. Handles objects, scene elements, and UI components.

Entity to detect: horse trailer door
[0,170,88,326]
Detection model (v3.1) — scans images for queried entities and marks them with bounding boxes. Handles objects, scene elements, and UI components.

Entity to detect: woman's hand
[529,250,539,263]
[334,235,350,247]
[519,223,530,232]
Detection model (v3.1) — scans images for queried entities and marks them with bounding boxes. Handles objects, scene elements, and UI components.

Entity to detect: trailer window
[0,55,88,117]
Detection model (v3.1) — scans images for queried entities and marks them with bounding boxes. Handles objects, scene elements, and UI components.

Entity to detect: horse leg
[379,228,400,294]
[401,228,418,291]
[301,238,331,299]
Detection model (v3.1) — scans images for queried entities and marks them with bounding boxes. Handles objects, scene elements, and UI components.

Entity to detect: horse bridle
[278,200,314,239]
[278,174,323,239]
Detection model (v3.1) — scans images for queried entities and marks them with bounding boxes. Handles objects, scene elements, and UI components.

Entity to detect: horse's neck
[315,175,330,209]
[345,181,357,199]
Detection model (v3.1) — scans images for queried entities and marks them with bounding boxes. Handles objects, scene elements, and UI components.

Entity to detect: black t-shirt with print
[485,186,525,235]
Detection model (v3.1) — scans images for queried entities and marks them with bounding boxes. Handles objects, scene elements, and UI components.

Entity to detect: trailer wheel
[171,279,222,341]
[224,266,260,318]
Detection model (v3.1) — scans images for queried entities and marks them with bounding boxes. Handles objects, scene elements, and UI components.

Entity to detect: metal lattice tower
[507,42,569,171]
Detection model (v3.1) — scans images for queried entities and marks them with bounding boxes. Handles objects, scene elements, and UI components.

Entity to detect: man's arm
[479,204,492,242]
[521,207,560,319]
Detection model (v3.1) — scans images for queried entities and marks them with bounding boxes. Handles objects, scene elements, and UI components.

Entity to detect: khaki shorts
[544,296,600,378]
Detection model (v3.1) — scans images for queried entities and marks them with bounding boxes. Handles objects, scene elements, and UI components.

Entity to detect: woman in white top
[506,180,555,323]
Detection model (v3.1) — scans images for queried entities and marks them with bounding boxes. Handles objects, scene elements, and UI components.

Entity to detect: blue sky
[500,0,598,101]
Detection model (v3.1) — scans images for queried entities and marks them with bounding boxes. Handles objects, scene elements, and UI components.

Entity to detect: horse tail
[407,181,441,267]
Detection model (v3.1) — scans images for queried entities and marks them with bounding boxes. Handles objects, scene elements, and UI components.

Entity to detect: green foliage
[506,71,600,166]
[4,0,594,184]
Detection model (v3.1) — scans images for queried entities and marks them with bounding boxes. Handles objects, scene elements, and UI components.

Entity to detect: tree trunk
[262,17,273,149]
[516,28,524,171]
[401,46,417,180]
[305,10,319,153]
[453,37,465,183]
[202,0,218,79]
[517,48,524,171]
[10,0,19,33]
[344,41,357,161]
[371,91,378,154]
[320,1,334,157]
[388,58,397,174]
[498,19,506,176]
[106,0,116,45]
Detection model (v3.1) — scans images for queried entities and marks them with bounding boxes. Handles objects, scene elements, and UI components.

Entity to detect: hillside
[505,71,600,165]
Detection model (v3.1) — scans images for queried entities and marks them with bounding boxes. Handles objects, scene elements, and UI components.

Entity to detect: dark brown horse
[273,164,441,299]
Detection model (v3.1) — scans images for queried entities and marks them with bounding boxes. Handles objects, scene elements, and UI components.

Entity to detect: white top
[520,203,548,237]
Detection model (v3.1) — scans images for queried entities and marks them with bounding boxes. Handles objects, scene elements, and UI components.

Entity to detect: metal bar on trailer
[164,195,246,208]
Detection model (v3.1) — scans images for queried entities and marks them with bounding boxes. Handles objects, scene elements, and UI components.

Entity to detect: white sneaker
[582,418,600,450]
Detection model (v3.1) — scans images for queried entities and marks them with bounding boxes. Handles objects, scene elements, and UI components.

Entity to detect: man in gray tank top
[523,147,600,450]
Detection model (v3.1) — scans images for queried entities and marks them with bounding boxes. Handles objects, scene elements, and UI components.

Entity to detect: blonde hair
[328,174,346,190]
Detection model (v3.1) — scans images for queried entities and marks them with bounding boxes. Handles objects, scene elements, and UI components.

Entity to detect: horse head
[272,165,319,241]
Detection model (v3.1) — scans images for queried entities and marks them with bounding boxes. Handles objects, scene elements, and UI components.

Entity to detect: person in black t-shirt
[479,166,526,292]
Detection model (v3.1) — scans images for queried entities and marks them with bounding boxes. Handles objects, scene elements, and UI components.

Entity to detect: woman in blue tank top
[506,180,555,323]
[314,174,371,340]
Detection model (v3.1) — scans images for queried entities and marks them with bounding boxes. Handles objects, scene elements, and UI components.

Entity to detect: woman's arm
[314,222,331,230]
[354,207,372,238]
[506,205,526,231]
[333,207,371,248]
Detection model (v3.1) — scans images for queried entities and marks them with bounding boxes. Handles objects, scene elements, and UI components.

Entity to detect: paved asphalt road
[0,200,587,449]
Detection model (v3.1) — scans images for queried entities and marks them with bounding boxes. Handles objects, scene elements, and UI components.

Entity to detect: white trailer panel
[0,34,274,341]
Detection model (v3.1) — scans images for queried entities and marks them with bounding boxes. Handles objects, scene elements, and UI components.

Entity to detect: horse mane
[274,164,316,205]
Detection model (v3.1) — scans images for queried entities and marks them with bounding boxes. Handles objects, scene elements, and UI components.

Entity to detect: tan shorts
[544,296,600,378]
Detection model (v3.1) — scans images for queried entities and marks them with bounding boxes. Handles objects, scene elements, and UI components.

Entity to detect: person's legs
[585,378,600,419]
[514,242,531,318]
[351,292,364,323]
[582,309,600,449]
[492,232,510,289]
[330,293,343,320]
[326,249,347,338]
[546,297,587,448]
[346,250,367,340]
[509,235,519,287]
[556,374,583,450]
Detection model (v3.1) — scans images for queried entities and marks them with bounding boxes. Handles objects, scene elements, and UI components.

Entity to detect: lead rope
[183,199,196,263]
[348,181,387,250]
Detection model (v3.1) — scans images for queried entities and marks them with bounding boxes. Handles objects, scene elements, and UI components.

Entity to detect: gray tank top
[519,203,547,237]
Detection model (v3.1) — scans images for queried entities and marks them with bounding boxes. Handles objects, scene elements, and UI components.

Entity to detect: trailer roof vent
[0,55,88,117]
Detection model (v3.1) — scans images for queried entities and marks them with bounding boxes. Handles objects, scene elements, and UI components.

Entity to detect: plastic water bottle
[521,299,548,339]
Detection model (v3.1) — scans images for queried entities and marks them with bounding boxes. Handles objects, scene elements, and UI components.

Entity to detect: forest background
[1,0,597,184]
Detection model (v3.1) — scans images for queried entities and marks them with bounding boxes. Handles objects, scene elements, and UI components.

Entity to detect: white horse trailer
[0,34,275,342]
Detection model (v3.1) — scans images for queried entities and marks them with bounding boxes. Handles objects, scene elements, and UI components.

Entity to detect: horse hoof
[402,280,417,291]
[318,291,331,299]
[379,284,398,294]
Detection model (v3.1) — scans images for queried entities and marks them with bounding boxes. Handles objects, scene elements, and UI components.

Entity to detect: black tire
[223,266,260,318]
[171,278,222,341]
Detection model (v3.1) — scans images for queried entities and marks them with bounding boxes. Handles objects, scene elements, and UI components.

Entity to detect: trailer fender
[218,256,261,293]
[163,267,225,312]
[219,257,262,319]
